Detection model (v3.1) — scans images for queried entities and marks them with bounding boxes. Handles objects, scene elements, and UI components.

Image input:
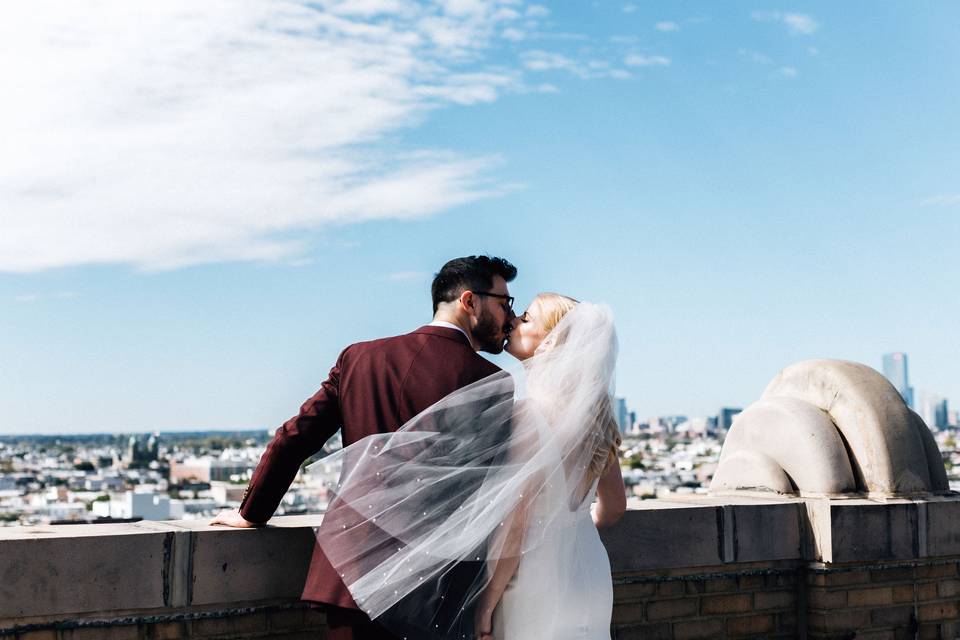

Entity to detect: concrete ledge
[602,495,802,571]
[0,518,317,629]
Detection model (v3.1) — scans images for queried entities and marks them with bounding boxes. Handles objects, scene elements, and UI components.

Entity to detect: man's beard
[473,308,505,354]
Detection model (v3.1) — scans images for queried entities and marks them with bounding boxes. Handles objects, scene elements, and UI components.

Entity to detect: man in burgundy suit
[211,255,517,640]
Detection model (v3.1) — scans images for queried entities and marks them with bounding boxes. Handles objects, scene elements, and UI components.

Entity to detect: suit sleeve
[239,350,346,523]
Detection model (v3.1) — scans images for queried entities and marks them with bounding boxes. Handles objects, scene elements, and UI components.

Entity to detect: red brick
[701,593,752,615]
[152,621,190,640]
[191,612,268,637]
[772,572,796,588]
[60,626,140,640]
[892,584,915,603]
[919,622,959,640]
[614,622,672,640]
[612,602,645,625]
[737,575,764,590]
[673,618,725,639]
[656,581,686,596]
[870,566,915,583]
[726,614,776,636]
[754,590,794,611]
[871,605,916,626]
[684,580,706,595]
[915,582,938,601]
[916,563,956,579]
[776,610,798,633]
[808,587,847,609]
[847,586,894,607]
[824,570,872,587]
[703,577,739,593]
[855,631,896,640]
[269,608,307,632]
[615,582,657,600]
[646,597,698,621]
[808,609,872,633]
[16,631,58,640]
[937,578,960,598]
[917,601,959,622]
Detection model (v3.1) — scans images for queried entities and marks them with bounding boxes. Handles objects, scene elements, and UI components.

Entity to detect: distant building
[170,457,255,484]
[717,408,742,431]
[917,392,949,430]
[653,416,688,434]
[210,481,246,505]
[92,490,170,520]
[615,398,630,433]
[125,433,160,467]
[882,352,914,408]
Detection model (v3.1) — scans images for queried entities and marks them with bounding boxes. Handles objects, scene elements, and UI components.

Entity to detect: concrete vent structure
[710,359,949,497]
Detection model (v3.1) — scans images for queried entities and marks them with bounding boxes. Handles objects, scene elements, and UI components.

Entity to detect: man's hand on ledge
[209,509,260,528]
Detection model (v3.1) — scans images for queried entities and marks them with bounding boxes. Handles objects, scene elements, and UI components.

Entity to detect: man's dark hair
[431,255,517,313]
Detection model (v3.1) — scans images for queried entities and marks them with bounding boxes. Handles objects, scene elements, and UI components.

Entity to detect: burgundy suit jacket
[239,325,501,608]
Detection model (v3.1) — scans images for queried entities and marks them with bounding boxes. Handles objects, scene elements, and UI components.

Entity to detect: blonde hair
[534,292,621,477]
[533,292,579,334]
[592,399,623,477]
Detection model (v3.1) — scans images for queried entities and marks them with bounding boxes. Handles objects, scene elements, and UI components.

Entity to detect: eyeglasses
[473,291,515,312]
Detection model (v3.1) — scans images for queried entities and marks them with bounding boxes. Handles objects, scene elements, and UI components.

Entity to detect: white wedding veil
[311,302,618,638]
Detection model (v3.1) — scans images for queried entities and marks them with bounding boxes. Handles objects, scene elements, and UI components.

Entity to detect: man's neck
[430,313,475,350]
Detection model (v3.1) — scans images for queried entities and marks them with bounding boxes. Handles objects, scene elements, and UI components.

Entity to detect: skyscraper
[614,397,629,433]
[717,407,742,431]
[917,392,949,430]
[882,352,914,408]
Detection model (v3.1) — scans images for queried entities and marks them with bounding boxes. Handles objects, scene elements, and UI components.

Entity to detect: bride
[314,293,626,640]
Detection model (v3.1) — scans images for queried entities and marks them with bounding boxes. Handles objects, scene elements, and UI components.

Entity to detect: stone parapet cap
[0,514,323,541]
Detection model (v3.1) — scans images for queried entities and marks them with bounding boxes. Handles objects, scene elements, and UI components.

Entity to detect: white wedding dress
[493,479,613,640]
[315,303,619,640]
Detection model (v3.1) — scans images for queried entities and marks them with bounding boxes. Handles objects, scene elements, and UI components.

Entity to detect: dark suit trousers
[325,607,402,640]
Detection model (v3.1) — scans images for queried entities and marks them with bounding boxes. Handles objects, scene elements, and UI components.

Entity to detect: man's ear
[458,290,475,313]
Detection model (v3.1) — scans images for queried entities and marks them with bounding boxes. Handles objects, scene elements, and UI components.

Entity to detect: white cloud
[625,54,671,67]
[655,21,679,32]
[522,50,576,72]
[523,50,636,80]
[622,4,638,13]
[502,27,526,42]
[919,195,960,207]
[779,66,798,77]
[751,11,819,35]
[0,1,534,273]
[738,48,773,65]
[783,13,819,35]
[526,5,550,18]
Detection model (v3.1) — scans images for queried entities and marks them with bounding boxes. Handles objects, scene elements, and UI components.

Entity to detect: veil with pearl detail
[310,302,618,639]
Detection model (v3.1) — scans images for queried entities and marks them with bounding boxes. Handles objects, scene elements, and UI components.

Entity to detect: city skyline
[0,349,949,436]
[2,2,959,433]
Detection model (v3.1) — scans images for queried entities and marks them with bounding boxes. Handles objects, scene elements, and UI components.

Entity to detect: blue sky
[2,1,958,433]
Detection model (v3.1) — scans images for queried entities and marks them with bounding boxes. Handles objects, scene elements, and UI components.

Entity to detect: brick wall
[611,565,798,639]
[10,606,329,640]
[807,560,960,639]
